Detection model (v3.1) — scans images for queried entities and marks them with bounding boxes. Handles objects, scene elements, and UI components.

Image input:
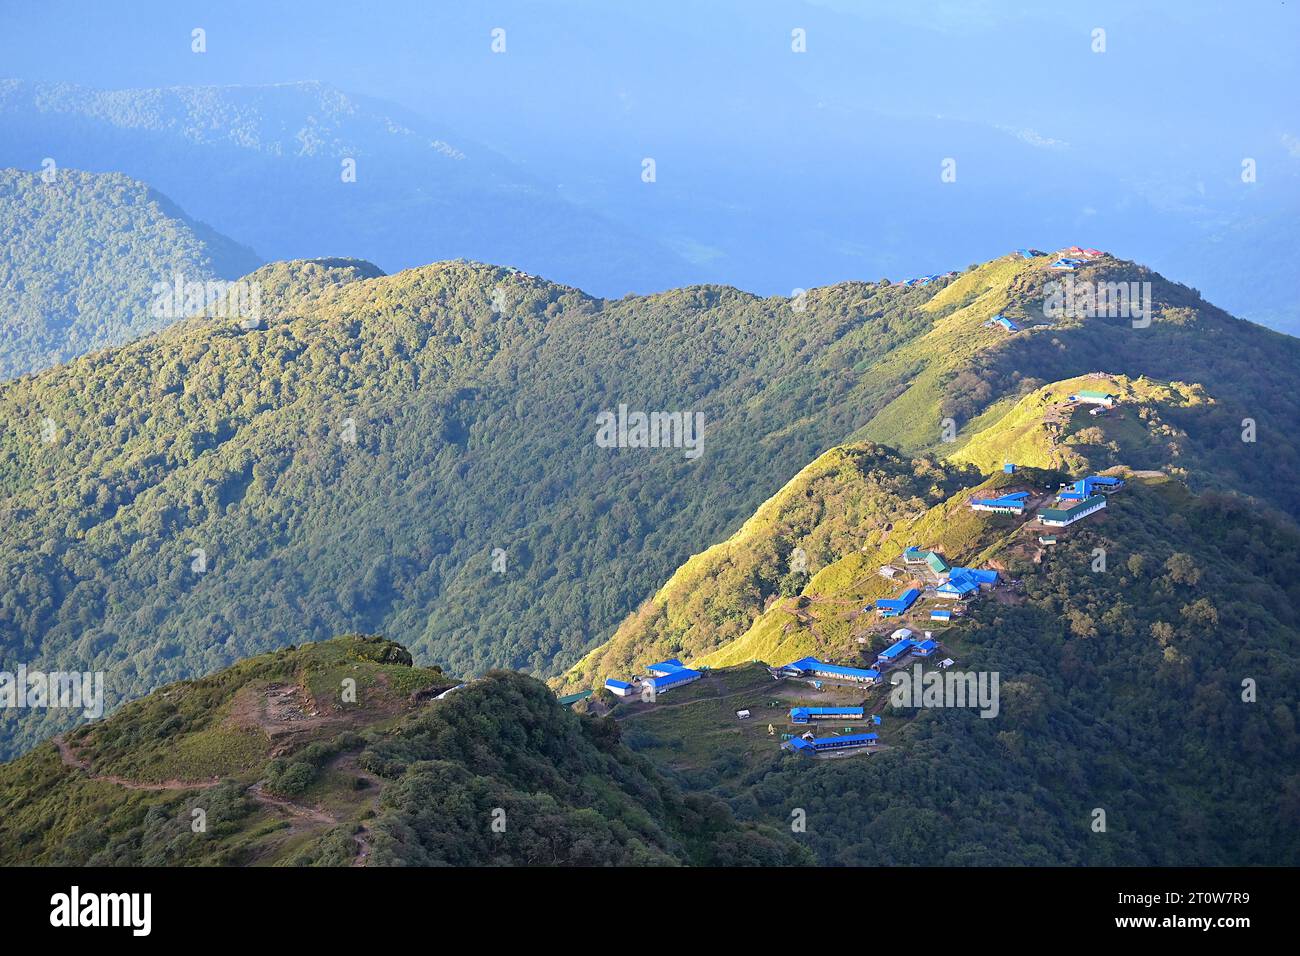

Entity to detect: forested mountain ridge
[0,258,953,757]
[0,167,261,378]
[0,635,805,866]
[2,250,1298,760]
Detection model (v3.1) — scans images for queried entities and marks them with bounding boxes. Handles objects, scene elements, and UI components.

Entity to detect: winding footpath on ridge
[52,734,342,825]
[52,733,378,865]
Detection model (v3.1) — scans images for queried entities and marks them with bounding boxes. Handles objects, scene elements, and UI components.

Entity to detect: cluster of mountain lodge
[898,246,1109,290]
[601,658,703,699]
[898,270,959,287]
[1017,245,1108,272]
[572,432,1128,763]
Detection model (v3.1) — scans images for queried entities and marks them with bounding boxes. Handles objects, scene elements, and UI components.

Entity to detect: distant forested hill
[0,79,696,296]
[1,251,1298,758]
[0,168,260,378]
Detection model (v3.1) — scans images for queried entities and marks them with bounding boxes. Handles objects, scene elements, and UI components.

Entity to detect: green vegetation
[560,443,979,689]
[0,260,956,756]
[2,250,1299,762]
[0,168,260,378]
[0,635,807,866]
[619,482,1300,865]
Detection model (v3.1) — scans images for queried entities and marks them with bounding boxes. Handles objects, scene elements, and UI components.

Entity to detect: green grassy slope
[560,370,1256,687]
[557,443,982,689]
[0,635,808,866]
[617,481,1300,866]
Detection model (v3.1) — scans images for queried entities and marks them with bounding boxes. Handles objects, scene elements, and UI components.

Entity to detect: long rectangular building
[1038,494,1107,527]
[645,658,686,677]
[875,637,915,667]
[642,667,701,695]
[970,491,1029,515]
[780,657,881,684]
[787,733,879,754]
[790,706,865,724]
[875,587,921,617]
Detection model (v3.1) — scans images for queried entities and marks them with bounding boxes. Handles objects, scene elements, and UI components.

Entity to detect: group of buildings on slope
[898,270,958,287]
[1036,473,1125,528]
[778,628,947,757]
[1030,245,1107,271]
[967,470,1124,530]
[887,547,1002,607]
[1015,245,1106,272]
[602,658,703,699]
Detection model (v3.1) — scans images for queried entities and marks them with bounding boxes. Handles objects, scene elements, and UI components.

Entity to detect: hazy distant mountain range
[2,77,1296,334]
[0,79,698,299]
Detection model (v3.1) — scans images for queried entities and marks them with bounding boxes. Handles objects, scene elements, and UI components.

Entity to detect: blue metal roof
[645,659,685,675]
[876,587,921,611]
[914,639,939,652]
[930,609,952,619]
[948,566,999,585]
[1062,475,1124,500]
[790,707,865,719]
[604,679,631,690]
[644,668,699,690]
[938,575,978,595]
[972,493,1027,509]
[808,662,880,680]
[783,658,878,681]
[877,638,915,661]
[795,733,879,752]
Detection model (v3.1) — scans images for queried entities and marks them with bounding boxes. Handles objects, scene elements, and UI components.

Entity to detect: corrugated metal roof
[790,707,865,718]
[645,668,700,690]
[876,587,921,611]
[644,660,686,676]
[877,638,914,660]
